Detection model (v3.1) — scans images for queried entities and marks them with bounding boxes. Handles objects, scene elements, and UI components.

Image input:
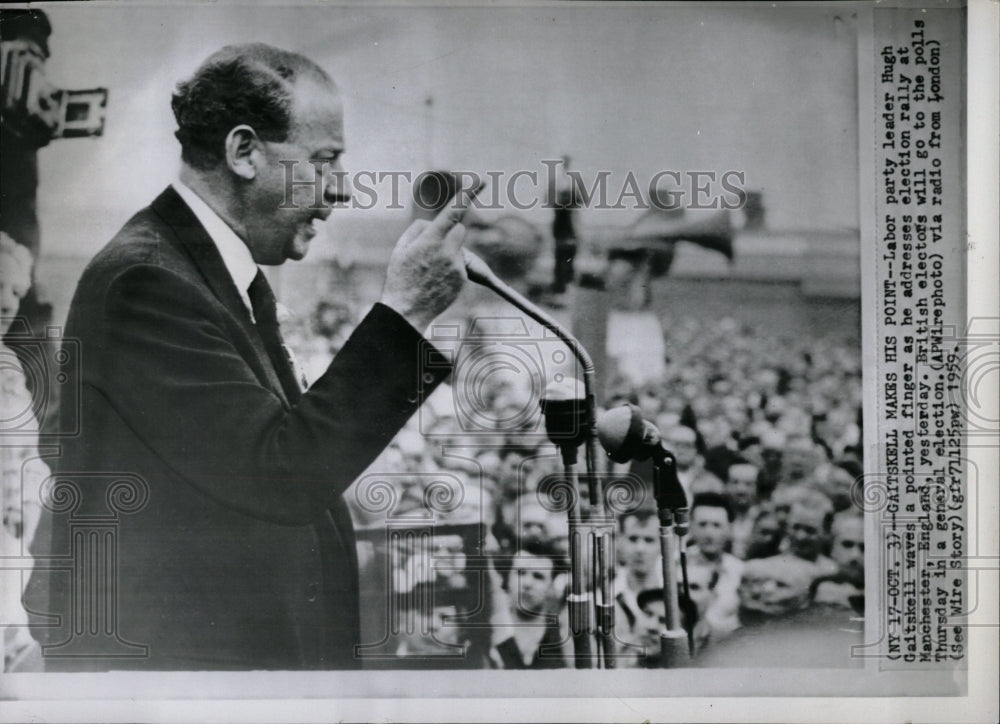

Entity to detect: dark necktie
[247,270,302,404]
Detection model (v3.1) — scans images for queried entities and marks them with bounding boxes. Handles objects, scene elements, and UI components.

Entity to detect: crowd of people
[279,289,865,669]
[3,231,865,672]
[2,229,864,671]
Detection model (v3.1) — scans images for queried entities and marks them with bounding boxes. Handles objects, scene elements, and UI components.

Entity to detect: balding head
[172,43,336,170]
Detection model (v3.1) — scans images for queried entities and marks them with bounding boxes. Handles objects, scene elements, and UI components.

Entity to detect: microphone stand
[651,451,692,668]
[540,410,594,669]
[467,251,613,668]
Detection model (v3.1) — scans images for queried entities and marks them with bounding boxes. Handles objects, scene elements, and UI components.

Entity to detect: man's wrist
[377,296,433,335]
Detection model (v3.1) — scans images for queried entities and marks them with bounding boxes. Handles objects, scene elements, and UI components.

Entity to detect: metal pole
[653,461,691,668]
[564,462,594,668]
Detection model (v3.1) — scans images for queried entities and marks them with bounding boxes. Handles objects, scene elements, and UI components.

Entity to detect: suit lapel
[149,187,290,406]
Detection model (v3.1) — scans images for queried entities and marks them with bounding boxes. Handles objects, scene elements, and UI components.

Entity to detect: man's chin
[285,236,312,262]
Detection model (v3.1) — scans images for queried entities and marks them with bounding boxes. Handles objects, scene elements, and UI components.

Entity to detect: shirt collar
[172,180,259,317]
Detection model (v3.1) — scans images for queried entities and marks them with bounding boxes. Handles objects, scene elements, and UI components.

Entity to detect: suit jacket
[24,187,450,670]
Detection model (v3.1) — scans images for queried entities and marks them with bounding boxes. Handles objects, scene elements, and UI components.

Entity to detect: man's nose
[324,163,352,208]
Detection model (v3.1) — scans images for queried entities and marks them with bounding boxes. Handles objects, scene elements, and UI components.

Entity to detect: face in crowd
[815,464,856,512]
[431,533,467,588]
[517,497,569,557]
[399,603,462,656]
[781,436,821,481]
[663,426,698,469]
[684,563,718,617]
[746,508,782,558]
[637,596,666,662]
[738,558,813,617]
[509,551,559,617]
[690,503,731,559]
[621,513,660,580]
[830,513,864,577]
[725,463,759,513]
[786,502,830,562]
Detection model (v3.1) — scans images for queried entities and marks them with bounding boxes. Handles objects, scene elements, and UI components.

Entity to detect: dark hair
[518,537,568,573]
[618,507,658,531]
[171,43,333,170]
[691,491,734,523]
[637,587,700,638]
[834,458,863,480]
[724,456,752,473]
[636,587,664,612]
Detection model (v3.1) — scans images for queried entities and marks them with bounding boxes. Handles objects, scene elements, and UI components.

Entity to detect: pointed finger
[398,218,430,247]
[424,181,485,240]
[441,222,468,258]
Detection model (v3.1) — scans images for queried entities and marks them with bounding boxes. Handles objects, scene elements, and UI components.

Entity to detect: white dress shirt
[172,180,258,321]
[172,181,308,390]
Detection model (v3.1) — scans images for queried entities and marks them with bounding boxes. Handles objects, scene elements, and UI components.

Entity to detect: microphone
[595,404,665,465]
[463,250,570,343]
[540,378,588,465]
[462,248,499,288]
[595,405,687,514]
[463,249,601,503]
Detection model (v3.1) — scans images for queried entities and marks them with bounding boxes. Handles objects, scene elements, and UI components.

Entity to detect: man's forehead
[513,553,553,572]
[624,515,657,531]
[692,505,727,522]
[666,427,696,444]
[288,78,345,146]
[833,516,863,537]
[790,504,825,523]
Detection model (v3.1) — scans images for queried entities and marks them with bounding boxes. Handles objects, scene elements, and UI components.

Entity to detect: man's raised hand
[379,185,479,333]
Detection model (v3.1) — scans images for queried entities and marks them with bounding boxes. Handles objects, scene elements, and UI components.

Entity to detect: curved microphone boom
[464,249,601,501]
[466,249,615,668]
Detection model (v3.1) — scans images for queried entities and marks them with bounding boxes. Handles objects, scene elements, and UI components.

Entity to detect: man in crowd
[737,555,816,622]
[761,490,838,585]
[25,43,471,670]
[686,492,743,637]
[631,581,708,667]
[693,553,863,668]
[723,461,760,558]
[662,424,723,499]
[744,504,783,559]
[612,508,662,665]
[785,493,837,570]
[490,540,569,668]
[778,434,825,486]
[813,510,865,608]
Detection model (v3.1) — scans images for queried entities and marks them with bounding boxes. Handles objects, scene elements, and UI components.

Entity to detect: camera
[2,39,108,146]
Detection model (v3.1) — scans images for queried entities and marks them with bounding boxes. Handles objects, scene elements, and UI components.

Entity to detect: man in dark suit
[24,43,471,670]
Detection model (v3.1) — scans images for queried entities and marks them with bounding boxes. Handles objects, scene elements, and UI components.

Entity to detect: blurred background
[25,2,859,332]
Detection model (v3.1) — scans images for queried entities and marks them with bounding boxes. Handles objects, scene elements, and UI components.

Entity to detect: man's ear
[224,124,262,180]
